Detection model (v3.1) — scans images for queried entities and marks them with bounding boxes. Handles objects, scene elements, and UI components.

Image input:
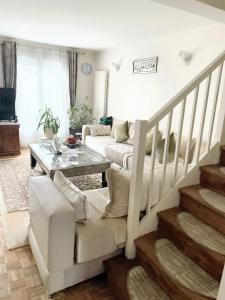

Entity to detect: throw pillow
[145,130,162,155]
[174,134,196,163]
[115,121,129,143]
[126,122,135,145]
[54,171,87,223]
[90,125,111,137]
[111,118,126,138]
[156,133,176,164]
[102,168,149,218]
[99,116,113,126]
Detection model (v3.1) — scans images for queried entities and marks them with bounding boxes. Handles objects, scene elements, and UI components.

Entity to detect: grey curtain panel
[68,49,78,106]
[1,41,17,93]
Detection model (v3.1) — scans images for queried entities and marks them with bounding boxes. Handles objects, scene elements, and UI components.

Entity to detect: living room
[1,1,225,299]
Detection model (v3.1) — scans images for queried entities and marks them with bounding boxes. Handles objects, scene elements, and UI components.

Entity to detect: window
[16,45,70,146]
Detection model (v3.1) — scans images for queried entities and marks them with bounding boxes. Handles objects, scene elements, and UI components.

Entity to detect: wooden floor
[0,215,116,300]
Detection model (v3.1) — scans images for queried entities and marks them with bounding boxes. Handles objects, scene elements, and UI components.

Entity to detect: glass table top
[29,141,111,171]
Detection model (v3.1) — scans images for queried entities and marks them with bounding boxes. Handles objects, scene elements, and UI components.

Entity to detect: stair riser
[180,192,225,235]
[158,218,223,281]
[220,150,225,165]
[136,248,209,300]
[200,172,225,197]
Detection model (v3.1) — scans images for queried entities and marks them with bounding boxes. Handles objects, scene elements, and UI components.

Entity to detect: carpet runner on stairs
[127,266,171,300]
[105,146,225,299]
[177,211,225,256]
[155,239,219,298]
[199,188,225,213]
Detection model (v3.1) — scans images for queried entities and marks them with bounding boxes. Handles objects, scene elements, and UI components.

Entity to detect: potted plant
[67,103,94,135]
[37,106,60,139]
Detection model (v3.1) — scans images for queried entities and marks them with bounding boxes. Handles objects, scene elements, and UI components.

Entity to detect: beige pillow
[174,134,196,163]
[126,122,135,145]
[90,125,111,137]
[102,168,149,218]
[115,121,129,143]
[54,171,87,223]
[111,118,125,138]
[156,133,176,164]
[145,130,162,155]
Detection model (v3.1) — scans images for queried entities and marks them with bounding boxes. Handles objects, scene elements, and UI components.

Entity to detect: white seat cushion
[75,188,127,263]
[85,135,116,156]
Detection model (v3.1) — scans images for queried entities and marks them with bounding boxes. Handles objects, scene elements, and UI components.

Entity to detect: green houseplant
[67,103,94,135]
[37,106,60,139]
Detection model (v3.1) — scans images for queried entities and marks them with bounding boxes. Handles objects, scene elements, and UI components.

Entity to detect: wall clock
[81,63,92,75]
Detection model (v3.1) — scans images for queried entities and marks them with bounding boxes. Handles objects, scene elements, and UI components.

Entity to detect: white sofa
[82,124,135,169]
[29,175,126,296]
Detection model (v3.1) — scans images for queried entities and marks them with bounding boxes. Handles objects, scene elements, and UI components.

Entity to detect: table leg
[31,154,37,169]
[102,172,107,188]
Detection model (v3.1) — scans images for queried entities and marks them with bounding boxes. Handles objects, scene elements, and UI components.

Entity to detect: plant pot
[69,127,82,135]
[44,128,55,139]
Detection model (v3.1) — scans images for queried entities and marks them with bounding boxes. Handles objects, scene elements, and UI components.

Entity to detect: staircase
[105,146,225,299]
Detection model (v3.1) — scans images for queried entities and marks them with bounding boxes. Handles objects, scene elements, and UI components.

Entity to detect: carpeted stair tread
[155,239,219,299]
[180,185,225,214]
[158,207,225,280]
[199,188,225,214]
[179,185,225,235]
[177,211,225,256]
[128,266,171,300]
[200,164,225,178]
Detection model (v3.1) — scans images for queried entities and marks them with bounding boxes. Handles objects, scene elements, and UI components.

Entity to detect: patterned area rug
[156,239,219,298]
[178,211,225,255]
[0,155,102,213]
[127,266,170,300]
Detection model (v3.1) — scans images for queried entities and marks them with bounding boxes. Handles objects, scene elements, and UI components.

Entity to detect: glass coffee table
[29,142,111,187]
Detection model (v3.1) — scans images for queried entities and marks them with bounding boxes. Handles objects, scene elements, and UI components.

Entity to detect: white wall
[94,23,225,123]
[76,49,95,108]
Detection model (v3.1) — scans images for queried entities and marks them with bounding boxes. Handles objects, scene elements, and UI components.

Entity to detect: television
[0,88,16,121]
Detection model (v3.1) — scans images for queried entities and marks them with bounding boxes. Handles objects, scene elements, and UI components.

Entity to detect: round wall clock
[81,63,92,75]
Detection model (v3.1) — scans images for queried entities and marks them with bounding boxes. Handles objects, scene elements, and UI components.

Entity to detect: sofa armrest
[29,176,76,273]
[82,124,92,142]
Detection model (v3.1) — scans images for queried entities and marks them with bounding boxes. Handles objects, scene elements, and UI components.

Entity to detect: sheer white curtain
[16,45,70,146]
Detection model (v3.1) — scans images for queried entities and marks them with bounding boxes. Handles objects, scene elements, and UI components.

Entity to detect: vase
[44,128,54,139]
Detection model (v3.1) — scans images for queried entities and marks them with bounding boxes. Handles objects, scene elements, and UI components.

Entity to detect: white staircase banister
[147,50,225,129]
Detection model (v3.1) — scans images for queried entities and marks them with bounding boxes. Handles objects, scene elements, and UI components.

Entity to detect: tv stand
[0,123,20,156]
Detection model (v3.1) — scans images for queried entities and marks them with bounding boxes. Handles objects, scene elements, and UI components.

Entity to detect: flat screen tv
[0,88,15,121]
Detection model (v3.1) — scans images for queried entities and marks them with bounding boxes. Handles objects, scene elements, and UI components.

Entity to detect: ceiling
[0,0,214,50]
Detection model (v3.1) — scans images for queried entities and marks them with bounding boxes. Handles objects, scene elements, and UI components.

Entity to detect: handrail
[147,50,225,129]
[126,49,225,260]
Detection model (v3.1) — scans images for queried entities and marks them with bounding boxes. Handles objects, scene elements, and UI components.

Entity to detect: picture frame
[133,57,158,74]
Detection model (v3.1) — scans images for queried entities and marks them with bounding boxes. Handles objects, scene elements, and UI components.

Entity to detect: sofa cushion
[102,168,149,218]
[111,118,126,138]
[54,171,87,223]
[126,122,135,145]
[90,125,111,137]
[156,133,176,163]
[115,121,129,143]
[75,188,126,263]
[105,143,133,169]
[85,135,116,156]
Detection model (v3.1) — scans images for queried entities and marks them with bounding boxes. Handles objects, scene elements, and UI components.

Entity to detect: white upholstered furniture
[28,175,126,295]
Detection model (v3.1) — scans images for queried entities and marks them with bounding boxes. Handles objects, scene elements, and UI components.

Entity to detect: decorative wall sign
[133,57,158,74]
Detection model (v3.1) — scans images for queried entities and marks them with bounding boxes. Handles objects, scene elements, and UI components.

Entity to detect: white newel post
[215,66,225,146]
[125,120,148,259]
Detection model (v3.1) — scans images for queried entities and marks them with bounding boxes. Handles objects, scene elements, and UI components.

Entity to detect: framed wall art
[133,57,158,74]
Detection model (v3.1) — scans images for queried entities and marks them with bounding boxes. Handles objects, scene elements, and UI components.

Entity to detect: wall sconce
[112,58,123,71]
[179,51,193,64]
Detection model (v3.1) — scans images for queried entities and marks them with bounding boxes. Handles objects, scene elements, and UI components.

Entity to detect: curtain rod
[2,40,85,55]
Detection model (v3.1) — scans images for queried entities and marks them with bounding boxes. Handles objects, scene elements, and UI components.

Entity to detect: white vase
[44,128,54,140]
